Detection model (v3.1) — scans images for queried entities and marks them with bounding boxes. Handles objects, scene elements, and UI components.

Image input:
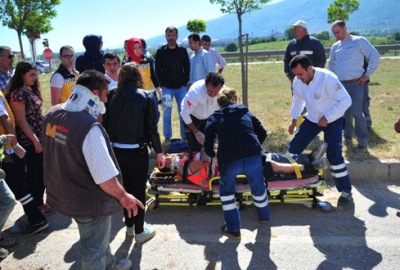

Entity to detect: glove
[194,131,205,144]
[13,143,26,159]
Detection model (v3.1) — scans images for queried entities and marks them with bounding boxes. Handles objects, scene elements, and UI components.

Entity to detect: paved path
[1,180,400,269]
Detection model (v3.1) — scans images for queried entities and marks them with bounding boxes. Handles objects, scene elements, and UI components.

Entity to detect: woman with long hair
[204,87,270,238]
[103,62,165,243]
[6,61,54,217]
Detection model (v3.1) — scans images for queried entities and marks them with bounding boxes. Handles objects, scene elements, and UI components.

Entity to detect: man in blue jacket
[284,20,326,88]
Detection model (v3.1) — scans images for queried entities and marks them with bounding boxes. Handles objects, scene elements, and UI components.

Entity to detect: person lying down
[159,143,329,187]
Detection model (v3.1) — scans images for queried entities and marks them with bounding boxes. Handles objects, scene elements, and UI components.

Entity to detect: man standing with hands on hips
[288,55,353,205]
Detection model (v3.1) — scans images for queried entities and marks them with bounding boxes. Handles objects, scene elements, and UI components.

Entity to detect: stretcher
[146,156,333,212]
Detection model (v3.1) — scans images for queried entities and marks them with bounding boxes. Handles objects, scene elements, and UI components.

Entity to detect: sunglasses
[1,54,14,59]
[62,54,75,59]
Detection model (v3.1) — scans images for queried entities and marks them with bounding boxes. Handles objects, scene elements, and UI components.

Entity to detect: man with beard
[155,26,190,143]
[50,46,79,105]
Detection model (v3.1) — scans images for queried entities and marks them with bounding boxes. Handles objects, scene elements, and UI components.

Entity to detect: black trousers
[183,115,208,159]
[2,153,46,225]
[113,147,149,234]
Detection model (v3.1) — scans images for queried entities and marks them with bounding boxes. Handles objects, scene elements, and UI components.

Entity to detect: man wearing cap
[284,20,326,87]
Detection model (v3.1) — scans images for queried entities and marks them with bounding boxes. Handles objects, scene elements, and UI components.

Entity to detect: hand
[318,116,328,127]
[13,144,26,159]
[395,117,400,133]
[288,120,297,135]
[33,140,43,153]
[157,153,166,169]
[195,131,205,144]
[355,75,369,86]
[5,134,15,145]
[119,193,145,218]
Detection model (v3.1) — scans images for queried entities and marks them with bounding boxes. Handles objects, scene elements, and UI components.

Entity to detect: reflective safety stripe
[198,178,209,187]
[21,197,34,205]
[20,194,34,205]
[222,203,237,211]
[253,192,267,201]
[220,194,235,202]
[332,171,349,178]
[254,200,269,208]
[330,163,346,170]
[111,142,140,149]
[20,194,31,202]
[300,50,313,55]
[290,51,297,56]
[265,153,272,162]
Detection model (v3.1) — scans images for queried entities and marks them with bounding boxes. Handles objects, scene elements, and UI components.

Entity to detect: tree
[187,19,207,33]
[393,32,400,41]
[210,0,271,107]
[224,42,238,52]
[284,27,295,40]
[0,0,61,60]
[327,0,360,23]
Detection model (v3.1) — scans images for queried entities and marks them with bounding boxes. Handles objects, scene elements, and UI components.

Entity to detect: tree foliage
[284,27,295,40]
[224,42,238,52]
[210,0,271,106]
[313,31,330,41]
[327,0,360,23]
[0,0,61,59]
[187,19,207,33]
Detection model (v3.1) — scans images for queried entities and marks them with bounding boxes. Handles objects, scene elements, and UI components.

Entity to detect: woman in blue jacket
[204,88,270,239]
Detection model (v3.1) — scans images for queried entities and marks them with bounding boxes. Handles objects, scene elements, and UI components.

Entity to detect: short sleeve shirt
[9,88,43,146]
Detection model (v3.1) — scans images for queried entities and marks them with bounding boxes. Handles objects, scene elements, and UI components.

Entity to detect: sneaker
[0,237,17,248]
[338,192,353,205]
[0,247,8,259]
[135,227,156,243]
[312,158,330,171]
[126,226,135,237]
[354,145,368,153]
[311,143,328,161]
[39,203,55,216]
[115,258,132,270]
[221,225,241,239]
[21,220,49,235]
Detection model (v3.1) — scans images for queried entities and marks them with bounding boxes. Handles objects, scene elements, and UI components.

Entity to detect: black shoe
[21,220,49,235]
[310,143,328,161]
[221,225,241,239]
[0,237,17,248]
[312,158,330,171]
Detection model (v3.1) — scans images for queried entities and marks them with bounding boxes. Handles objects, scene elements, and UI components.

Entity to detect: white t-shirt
[105,73,117,90]
[50,73,64,88]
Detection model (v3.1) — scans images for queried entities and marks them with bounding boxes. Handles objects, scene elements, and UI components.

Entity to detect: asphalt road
[1,180,399,270]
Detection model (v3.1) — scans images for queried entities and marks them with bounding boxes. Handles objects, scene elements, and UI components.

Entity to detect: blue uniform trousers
[219,155,270,232]
[288,117,352,194]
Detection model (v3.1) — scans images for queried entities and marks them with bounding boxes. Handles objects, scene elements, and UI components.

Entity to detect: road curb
[323,159,400,183]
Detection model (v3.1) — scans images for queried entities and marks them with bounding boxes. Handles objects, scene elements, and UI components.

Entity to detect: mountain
[146,0,400,49]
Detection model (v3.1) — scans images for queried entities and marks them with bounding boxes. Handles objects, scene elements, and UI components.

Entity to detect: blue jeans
[342,81,368,146]
[0,179,16,232]
[75,216,116,270]
[150,91,160,124]
[288,117,352,194]
[363,83,372,130]
[219,155,270,231]
[162,86,186,139]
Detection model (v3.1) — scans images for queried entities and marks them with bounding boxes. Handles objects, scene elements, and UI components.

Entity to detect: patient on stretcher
[159,143,329,186]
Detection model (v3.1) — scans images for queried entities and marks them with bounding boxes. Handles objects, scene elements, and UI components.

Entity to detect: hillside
[146,0,400,48]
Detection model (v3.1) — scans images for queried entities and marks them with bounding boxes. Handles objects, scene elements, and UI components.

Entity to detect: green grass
[39,58,400,160]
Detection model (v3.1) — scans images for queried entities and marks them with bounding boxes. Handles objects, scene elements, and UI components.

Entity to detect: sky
[0,0,284,58]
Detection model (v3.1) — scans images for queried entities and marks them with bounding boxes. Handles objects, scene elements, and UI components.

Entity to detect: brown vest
[43,104,122,218]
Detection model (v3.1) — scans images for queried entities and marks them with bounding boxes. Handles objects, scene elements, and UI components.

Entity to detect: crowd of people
[0,19,386,269]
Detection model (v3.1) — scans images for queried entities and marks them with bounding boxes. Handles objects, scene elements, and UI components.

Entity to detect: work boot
[310,143,328,161]
[354,145,368,153]
[312,158,329,171]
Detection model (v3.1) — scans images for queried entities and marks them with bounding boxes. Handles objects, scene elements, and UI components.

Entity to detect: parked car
[35,61,50,74]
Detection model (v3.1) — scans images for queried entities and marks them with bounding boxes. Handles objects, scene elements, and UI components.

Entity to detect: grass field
[38,58,400,160]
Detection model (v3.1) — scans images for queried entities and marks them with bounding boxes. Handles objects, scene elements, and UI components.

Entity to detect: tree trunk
[17,31,25,60]
[237,13,248,107]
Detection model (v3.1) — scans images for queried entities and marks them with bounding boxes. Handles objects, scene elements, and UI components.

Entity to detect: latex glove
[13,143,26,159]
[195,131,205,144]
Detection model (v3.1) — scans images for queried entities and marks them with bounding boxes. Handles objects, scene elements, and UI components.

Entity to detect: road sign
[43,48,53,61]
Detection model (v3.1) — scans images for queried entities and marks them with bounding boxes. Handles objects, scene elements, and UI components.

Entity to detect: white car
[35,61,50,74]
